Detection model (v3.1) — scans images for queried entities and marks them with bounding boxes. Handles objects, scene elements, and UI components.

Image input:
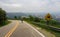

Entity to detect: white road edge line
[24,21,45,37]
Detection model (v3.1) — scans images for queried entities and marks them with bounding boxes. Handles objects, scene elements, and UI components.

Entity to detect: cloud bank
[0,0,60,12]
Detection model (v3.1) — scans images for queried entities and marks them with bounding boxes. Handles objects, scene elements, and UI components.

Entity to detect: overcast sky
[0,0,60,13]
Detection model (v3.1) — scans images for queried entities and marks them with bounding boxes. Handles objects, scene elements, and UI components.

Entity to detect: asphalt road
[0,20,45,37]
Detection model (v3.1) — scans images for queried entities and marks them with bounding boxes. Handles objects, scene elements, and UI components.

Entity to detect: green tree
[18,16,21,20]
[34,17,40,22]
[29,15,34,21]
[14,16,17,20]
[0,8,7,25]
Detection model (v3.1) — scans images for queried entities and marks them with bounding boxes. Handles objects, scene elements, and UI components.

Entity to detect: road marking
[5,21,19,37]
[24,21,45,37]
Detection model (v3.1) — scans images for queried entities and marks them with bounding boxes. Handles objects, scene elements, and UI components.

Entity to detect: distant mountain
[7,12,60,21]
[7,13,28,18]
[51,12,60,21]
[25,12,57,18]
[55,16,60,21]
[7,12,47,19]
[25,12,60,21]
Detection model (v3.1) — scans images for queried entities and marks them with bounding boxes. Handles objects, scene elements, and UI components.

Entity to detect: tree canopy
[0,8,7,25]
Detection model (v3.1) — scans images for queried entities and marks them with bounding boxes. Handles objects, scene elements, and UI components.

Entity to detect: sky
[0,0,60,13]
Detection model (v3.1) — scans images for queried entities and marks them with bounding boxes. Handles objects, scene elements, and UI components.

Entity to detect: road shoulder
[24,21,45,37]
[0,20,18,37]
[24,21,55,37]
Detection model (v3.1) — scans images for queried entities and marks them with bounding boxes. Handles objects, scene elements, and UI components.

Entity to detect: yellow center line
[5,21,19,37]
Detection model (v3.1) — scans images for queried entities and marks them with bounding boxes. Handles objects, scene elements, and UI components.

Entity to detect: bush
[0,8,7,25]
[34,17,41,22]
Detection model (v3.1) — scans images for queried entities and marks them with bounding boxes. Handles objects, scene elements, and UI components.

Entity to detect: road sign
[45,13,52,21]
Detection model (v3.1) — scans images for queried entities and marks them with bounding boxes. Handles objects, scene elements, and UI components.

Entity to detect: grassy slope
[25,20,60,37]
[0,20,11,27]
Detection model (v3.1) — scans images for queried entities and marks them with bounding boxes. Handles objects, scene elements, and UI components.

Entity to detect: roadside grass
[25,20,60,37]
[40,19,60,28]
[50,24,60,28]
[49,20,60,28]
[0,20,11,27]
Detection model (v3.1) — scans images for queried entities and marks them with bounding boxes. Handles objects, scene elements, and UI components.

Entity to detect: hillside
[7,13,28,18]
[7,12,60,21]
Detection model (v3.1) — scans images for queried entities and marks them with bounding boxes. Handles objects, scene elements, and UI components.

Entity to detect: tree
[29,15,34,21]
[0,8,7,25]
[34,17,40,22]
[18,16,21,20]
[14,16,17,19]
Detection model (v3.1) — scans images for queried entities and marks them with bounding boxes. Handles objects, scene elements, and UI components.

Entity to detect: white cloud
[4,4,22,7]
[0,0,60,12]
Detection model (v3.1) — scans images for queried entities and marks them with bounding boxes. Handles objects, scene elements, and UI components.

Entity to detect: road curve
[0,20,18,37]
[10,21,45,37]
[0,20,45,37]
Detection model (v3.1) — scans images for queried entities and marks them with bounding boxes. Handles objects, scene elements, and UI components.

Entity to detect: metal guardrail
[32,22,60,32]
[48,26,60,32]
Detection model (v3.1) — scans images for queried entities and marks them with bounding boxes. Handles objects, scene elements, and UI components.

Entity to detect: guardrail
[48,26,60,32]
[32,22,60,32]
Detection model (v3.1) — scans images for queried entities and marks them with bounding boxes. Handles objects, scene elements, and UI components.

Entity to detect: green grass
[0,21,11,27]
[49,20,60,28]
[25,20,60,37]
[39,19,60,28]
